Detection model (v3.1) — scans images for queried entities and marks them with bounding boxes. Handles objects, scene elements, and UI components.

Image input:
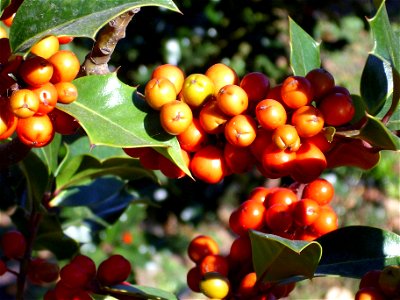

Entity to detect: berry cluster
[0,35,80,147]
[0,229,133,300]
[127,63,355,184]
[186,235,295,300]
[186,177,338,299]
[44,254,132,300]
[0,230,59,286]
[356,266,400,300]
[230,178,338,241]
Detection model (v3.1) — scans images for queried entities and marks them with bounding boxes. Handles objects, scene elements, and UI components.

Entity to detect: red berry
[71,255,97,279]
[1,230,27,259]
[60,262,92,289]
[0,260,7,276]
[96,254,131,286]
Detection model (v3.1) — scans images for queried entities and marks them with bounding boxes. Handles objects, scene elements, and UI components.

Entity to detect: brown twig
[80,8,141,76]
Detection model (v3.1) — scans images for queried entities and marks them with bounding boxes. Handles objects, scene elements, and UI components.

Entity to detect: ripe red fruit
[318,92,355,126]
[96,254,132,286]
[189,145,229,184]
[70,255,97,280]
[1,230,27,259]
[229,199,266,236]
[240,72,270,102]
[292,198,320,227]
[187,266,202,292]
[188,235,219,263]
[199,254,230,277]
[302,178,334,206]
[59,262,92,289]
[228,235,252,264]
[0,260,7,276]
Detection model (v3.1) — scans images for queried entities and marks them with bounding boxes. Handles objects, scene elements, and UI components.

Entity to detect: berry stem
[15,212,43,300]
[80,8,141,76]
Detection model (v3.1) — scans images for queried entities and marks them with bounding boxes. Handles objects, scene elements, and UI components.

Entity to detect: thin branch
[80,8,141,76]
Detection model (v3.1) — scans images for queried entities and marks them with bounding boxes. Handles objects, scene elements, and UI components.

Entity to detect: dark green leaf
[102,282,178,300]
[359,114,400,150]
[19,151,51,211]
[32,133,62,176]
[350,95,367,125]
[9,0,180,54]
[53,177,136,224]
[368,0,400,71]
[289,17,320,76]
[316,226,400,278]
[58,73,189,176]
[250,230,322,283]
[64,135,126,160]
[360,54,392,115]
[55,154,155,192]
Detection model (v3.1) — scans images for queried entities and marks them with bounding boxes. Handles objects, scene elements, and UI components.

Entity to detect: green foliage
[9,0,180,54]
[289,17,321,76]
[316,226,400,278]
[1,0,399,299]
[59,74,189,176]
[250,231,322,283]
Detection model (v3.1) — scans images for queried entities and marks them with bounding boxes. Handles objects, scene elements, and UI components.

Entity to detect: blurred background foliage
[0,0,399,299]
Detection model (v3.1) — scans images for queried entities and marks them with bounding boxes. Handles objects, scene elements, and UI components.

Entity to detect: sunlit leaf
[9,0,180,54]
[250,231,322,283]
[58,73,190,176]
[289,17,320,76]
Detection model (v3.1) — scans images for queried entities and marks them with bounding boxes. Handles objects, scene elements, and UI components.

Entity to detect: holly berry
[96,254,132,286]
[1,230,27,259]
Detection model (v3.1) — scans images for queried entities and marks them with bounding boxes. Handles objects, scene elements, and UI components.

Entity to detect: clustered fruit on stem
[124,63,367,184]
[186,177,338,299]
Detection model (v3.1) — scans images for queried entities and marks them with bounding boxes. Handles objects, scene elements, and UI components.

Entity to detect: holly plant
[0,0,399,299]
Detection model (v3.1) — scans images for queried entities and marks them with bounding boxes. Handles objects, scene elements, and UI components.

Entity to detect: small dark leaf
[360,54,392,115]
[316,226,400,278]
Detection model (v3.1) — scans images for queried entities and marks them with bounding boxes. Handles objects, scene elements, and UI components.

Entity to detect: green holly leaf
[250,230,322,283]
[368,0,400,71]
[19,151,51,211]
[101,282,178,300]
[31,133,62,177]
[367,0,400,125]
[360,54,393,116]
[358,114,400,150]
[9,0,180,54]
[289,17,321,76]
[1,0,11,13]
[316,226,400,278]
[58,73,190,177]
